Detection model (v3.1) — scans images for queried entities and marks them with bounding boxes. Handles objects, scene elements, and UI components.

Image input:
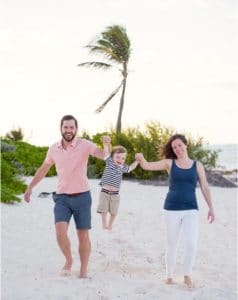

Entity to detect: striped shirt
[100,156,130,189]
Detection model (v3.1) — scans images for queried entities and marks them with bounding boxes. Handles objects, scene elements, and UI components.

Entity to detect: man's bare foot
[165,278,176,284]
[184,275,193,288]
[60,258,72,276]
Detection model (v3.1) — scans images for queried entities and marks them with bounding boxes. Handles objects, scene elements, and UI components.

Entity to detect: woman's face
[171,138,187,158]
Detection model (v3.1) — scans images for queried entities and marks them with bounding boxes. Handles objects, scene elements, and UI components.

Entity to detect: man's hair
[111,145,127,157]
[60,115,78,128]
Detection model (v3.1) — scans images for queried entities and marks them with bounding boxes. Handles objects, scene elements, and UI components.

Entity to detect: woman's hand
[208,209,215,223]
[135,153,145,162]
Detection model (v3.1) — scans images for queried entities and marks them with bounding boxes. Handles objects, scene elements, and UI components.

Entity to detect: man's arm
[24,161,52,203]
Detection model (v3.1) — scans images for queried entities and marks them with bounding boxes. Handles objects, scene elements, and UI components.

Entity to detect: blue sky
[1,0,237,145]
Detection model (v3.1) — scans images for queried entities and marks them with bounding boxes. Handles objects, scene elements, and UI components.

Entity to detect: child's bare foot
[165,278,176,284]
[103,225,108,229]
[107,225,112,230]
[184,275,193,288]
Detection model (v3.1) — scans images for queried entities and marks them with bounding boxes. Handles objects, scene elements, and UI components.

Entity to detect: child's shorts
[97,189,120,215]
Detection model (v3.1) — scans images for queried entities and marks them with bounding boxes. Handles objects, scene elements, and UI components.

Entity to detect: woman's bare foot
[184,275,193,288]
[165,278,176,284]
[78,268,87,279]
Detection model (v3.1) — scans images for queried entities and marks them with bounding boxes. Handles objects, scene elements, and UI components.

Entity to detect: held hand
[135,153,144,162]
[207,209,215,223]
[102,135,111,145]
[24,188,32,203]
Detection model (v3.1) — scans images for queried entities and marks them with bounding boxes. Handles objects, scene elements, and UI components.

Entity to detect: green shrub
[1,144,27,203]
[1,122,219,204]
[88,122,219,180]
[3,140,56,176]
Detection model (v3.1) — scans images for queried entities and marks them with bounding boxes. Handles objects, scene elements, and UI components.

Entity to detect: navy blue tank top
[163,160,199,210]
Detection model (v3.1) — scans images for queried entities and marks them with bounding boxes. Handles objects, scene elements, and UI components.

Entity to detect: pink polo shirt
[45,138,101,194]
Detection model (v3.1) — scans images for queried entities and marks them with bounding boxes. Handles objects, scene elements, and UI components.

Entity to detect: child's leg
[108,194,120,230]
[101,212,108,229]
[108,214,117,230]
[97,191,109,229]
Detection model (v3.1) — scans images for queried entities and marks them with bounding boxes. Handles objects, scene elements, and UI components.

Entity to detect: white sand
[1,178,237,300]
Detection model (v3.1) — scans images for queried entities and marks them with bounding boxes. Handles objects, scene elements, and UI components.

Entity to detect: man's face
[61,120,77,142]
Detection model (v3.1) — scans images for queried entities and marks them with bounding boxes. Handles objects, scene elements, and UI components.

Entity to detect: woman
[135,134,215,288]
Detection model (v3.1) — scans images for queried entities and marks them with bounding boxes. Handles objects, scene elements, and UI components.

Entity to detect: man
[24,115,111,278]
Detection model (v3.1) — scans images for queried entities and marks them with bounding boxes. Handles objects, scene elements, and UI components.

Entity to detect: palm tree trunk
[116,64,127,133]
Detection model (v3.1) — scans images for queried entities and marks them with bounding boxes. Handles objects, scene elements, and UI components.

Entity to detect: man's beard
[61,132,76,142]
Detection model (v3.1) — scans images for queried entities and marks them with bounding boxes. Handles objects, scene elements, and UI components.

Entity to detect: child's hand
[135,153,144,162]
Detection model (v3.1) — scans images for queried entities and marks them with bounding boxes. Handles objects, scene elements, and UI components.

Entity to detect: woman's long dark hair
[162,134,188,159]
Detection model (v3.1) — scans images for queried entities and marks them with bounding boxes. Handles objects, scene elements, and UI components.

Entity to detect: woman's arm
[197,161,215,223]
[135,153,171,171]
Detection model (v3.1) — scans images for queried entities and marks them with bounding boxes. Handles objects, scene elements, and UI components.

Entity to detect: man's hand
[102,135,111,145]
[24,188,32,203]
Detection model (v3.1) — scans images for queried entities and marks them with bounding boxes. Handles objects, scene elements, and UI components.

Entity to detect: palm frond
[95,80,124,113]
[77,62,112,69]
[86,44,120,62]
[84,25,131,64]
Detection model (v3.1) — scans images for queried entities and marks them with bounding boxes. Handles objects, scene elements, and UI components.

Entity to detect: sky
[1,0,238,146]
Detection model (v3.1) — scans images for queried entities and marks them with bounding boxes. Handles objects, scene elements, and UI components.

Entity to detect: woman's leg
[181,210,199,287]
[164,210,182,282]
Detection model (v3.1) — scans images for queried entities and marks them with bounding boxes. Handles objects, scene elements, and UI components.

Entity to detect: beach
[1,177,237,300]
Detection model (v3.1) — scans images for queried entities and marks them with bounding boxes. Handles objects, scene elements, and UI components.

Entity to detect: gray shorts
[97,190,120,215]
[52,191,92,230]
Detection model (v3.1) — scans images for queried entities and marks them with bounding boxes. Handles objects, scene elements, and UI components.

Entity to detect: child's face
[112,152,127,166]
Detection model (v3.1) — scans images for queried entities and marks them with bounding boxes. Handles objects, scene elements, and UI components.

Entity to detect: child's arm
[102,136,111,159]
[128,160,139,172]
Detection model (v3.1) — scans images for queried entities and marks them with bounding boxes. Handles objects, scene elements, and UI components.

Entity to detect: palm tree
[5,127,24,141]
[77,25,131,133]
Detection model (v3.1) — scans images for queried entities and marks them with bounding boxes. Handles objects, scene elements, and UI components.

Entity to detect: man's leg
[76,229,91,278]
[55,222,73,274]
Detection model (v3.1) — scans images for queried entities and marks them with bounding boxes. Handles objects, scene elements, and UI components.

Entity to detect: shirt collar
[57,138,78,149]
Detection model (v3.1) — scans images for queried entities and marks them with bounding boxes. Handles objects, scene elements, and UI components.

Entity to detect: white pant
[163,209,198,278]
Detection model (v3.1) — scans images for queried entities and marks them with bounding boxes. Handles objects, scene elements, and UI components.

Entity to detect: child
[97,145,138,230]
